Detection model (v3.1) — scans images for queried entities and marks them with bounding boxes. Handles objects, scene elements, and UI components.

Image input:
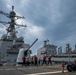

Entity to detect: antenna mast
[0,6,27,45]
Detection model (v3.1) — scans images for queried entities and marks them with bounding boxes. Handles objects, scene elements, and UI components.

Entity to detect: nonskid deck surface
[0,64,73,75]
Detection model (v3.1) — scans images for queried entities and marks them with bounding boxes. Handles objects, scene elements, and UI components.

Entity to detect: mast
[0,6,26,46]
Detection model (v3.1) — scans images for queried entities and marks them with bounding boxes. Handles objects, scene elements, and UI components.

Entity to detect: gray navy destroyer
[0,6,30,62]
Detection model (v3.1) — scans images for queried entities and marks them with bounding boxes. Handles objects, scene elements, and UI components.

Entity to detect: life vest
[43,56,46,60]
[34,56,37,60]
[48,56,51,60]
[22,56,26,60]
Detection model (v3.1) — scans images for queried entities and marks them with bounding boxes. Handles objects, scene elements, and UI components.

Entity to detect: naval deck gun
[24,38,38,56]
[17,39,38,64]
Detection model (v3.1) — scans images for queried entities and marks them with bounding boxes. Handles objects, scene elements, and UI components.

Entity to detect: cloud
[16,18,44,39]
[26,25,44,39]
[0,0,76,55]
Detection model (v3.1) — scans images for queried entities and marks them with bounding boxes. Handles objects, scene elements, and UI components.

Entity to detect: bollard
[62,61,65,73]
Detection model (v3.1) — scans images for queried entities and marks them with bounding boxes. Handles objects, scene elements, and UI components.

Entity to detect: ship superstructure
[37,40,57,60]
[52,43,76,63]
[37,40,76,63]
[0,6,30,62]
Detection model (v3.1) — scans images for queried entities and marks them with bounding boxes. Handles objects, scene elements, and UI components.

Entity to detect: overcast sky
[0,0,76,55]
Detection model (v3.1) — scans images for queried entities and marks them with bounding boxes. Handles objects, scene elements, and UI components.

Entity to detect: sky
[0,0,76,55]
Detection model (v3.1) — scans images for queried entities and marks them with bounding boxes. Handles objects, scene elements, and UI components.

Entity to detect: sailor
[38,58,41,65]
[42,56,47,65]
[34,55,38,66]
[26,57,30,66]
[31,56,34,66]
[48,56,52,65]
[22,56,26,66]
